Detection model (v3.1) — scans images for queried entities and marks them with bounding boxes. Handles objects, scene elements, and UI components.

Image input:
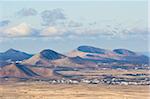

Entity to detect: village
[30,77,150,85]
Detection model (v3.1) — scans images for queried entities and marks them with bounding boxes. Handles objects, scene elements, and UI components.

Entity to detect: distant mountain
[23,49,96,68]
[0,64,23,78]
[0,46,149,67]
[68,45,149,64]
[68,45,116,60]
[113,49,136,56]
[23,49,66,66]
[0,60,11,67]
[40,49,66,60]
[51,56,97,68]
[113,49,149,64]
[0,63,36,78]
[0,48,32,61]
[121,55,149,64]
[0,63,58,79]
[137,52,150,57]
[0,46,149,80]
[77,45,108,54]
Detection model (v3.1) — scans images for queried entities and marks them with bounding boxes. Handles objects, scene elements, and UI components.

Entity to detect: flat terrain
[59,69,150,78]
[0,82,150,99]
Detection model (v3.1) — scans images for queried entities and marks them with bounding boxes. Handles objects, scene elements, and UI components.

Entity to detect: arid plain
[0,82,150,99]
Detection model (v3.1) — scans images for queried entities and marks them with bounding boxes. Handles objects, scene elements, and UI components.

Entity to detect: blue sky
[0,0,149,53]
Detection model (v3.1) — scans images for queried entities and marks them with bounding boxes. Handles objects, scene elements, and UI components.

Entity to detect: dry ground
[0,82,150,99]
[59,69,150,79]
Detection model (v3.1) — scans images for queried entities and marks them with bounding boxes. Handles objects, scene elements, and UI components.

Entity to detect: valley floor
[0,82,150,99]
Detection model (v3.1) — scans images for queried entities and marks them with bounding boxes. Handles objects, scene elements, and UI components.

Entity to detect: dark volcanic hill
[51,56,97,68]
[113,49,149,64]
[0,63,58,79]
[68,45,117,61]
[23,49,66,66]
[0,63,38,78]
[77,45,108,54]
[68,45,149,64]
[113,49,136,56]
[0,48,32,61]
[40,49,66,60]
[23,49,96,68]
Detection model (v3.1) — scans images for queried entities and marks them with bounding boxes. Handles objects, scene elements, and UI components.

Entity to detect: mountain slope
[51,56,97,68]
[113,49,136,56]
[68,45,117,60]
[23,49,96,68]
[0,63,57,79]
[0,48,32,61]
[113,49,149,64]
[77,45,108,54]
[0,64,31,78]
[23,49,66,66]
[68,45,149,64]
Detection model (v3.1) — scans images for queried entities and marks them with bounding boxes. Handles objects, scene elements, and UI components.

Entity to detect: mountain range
[68,46,149,64]
[0,45,149,80]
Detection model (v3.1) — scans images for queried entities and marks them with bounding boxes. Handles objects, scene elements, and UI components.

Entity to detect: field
[59,69,150,79]
[0,82,150,99]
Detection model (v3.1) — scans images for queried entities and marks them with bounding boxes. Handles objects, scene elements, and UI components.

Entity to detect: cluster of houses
[35,78,101,84]
[102,77,150,85]
[33,77,150,85]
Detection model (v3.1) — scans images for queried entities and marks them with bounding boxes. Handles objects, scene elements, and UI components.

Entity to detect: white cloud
[67,21,83,28]
[0,22,148,38]
[1,23,33,37]
[40,26,65,37]
[0,23,66,37]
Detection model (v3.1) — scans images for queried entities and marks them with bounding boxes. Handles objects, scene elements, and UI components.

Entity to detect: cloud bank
[40,8,66,26]
[0,22,148,38]
[0,8,148,39]
[16,8,38,17]
[0,20,10,27]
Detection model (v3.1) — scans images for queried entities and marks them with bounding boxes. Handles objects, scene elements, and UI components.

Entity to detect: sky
[0,0,149,54]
